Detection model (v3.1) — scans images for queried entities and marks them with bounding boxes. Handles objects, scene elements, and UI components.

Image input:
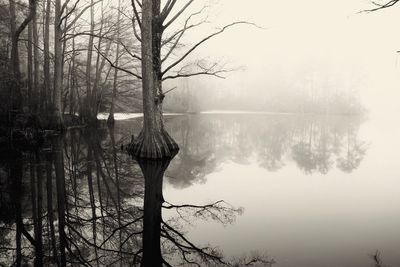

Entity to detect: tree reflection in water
[0,114,368,266]
[0,124,270,266]
[166,114,368,187]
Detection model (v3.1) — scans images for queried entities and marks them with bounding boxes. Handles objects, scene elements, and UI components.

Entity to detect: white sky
[168,0,400,115]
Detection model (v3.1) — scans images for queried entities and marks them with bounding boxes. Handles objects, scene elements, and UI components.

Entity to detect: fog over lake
[2,0,400,266]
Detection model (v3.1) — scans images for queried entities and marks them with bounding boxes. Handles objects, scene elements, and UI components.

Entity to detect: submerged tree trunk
[129,0,178,159]
[138,157,175,267]
[10,150,23,267]
[53,136,67,266]
[45,153,58,264]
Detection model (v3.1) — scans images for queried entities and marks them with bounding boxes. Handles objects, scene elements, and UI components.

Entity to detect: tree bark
[83,0,95,123]
[54,0,64,127]
[28,23,33,109]
[129,0,178,159]
[107,0,122,125]
[43,0,51,111]
[9,0,36,111]
[33,10,40,112]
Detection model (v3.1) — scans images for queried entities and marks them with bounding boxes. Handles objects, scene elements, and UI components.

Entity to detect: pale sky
[165,0,400,116]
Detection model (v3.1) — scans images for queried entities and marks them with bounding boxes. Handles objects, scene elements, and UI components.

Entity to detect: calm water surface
[160,113,400,267]
[1,113,399,266]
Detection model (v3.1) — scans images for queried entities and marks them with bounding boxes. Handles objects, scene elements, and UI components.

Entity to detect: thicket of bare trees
[0,0,142,128]
[0,0,248,134]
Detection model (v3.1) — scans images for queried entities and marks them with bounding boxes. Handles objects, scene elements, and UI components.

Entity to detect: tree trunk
[107,0,122,125]
[46,154,58,264]
[28,23,33,109]
[33,10,39,113]
[129,0,178,159]
[9,0,20,111]
[8,0,37,112]
[84,0,95,123]
[43,0,51,112]
[53,0,64,128]
[10,151,23,267]
[53,136,66,267]
[69,33,76,115]
[138,158,174,267]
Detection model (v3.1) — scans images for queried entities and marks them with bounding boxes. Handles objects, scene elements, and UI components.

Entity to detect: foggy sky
[165,0,400,116]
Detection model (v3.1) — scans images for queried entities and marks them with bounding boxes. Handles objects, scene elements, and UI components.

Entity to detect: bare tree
[9,0,37,111]
[107,0,122,125]
[127,0,254,158]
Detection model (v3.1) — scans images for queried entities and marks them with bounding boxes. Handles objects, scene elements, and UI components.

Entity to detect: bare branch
[160,0,177,22]
[15,0,36,37]
[162,6,207,63]
[132,15,142,42]
[131,0,142,29]
[361,0,399,12]
[94,45,142,79]
[162,21,257,77]
[162,220,227,265]
[60,0,80,26]
[119,41,142,61]
[163,86,177,94]
[64,0,101,33]
[163,0,195,29]
[60,0,73,18]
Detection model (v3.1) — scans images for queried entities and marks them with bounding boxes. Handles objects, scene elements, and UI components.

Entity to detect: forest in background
[0,0,366,131]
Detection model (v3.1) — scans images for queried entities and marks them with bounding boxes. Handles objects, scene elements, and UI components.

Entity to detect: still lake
[1,112,400,266]
[120,112,400,266]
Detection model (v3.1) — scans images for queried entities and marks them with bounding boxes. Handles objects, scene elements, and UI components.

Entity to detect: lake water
[1,113,399,266]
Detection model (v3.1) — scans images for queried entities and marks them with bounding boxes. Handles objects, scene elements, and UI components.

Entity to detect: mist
[2,0,400,266]
[163,0,400,116]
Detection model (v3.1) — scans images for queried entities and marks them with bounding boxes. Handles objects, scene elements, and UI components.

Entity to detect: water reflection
[0,124,247,266]
[165,114,368,188]
[0,114,369,266]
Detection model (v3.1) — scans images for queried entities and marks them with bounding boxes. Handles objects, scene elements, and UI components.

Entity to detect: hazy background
[163,0,400,116]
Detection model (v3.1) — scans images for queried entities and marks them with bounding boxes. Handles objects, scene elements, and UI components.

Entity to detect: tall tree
[129,0,178,159]
[107,0,122,125]
[43,0,51,111]
[9,0,37,111]
[53,0,64,127]
[128,0,252,158]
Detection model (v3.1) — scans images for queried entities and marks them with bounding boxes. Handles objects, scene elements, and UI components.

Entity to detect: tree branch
[163,0,195,29]
[64,0,101,33]
[60,0,77,25]
[94,45,142,79]
[162,6,207,63]
[162,21,257,77]
[119,41,142,61]
[15,0,36,37]
[361,0,399,12]
[160,0,177,22]
[131,0,142,29]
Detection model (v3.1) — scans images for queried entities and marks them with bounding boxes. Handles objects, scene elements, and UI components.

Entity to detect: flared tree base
[128,129,179,159]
